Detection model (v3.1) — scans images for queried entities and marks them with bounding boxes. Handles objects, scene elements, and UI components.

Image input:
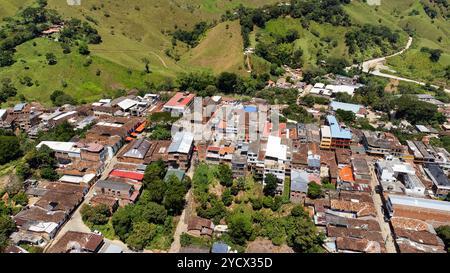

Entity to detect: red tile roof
[109,170,144,181]
[164,92,195,108]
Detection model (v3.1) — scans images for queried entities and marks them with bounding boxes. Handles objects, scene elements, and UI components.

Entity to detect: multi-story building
[423,164,450,198]
[79,143,108,162]
[320,115,352,149]
[94,180,139,206]
[263,136,290,192]
[362,130,409,159]
[167,132,194,170]
[231,152,248,178]
[163,92,195,116]
[320,125,332,149]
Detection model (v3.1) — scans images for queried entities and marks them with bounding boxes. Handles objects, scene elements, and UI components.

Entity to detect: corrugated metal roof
[424,164,450,187]
[168,132,194,154]
[389,195,450,213]
[330,101,363,114]
[123,139,151,159]
[109,170,144,181]
[291,169,320,193]
[327,115,352,140]
[95,180,132,191]
[14,103,26,112]
[37,141,80,154]
[117,99,138,110]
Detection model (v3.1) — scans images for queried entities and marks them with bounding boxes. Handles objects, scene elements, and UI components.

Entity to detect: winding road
[349,36,450,92]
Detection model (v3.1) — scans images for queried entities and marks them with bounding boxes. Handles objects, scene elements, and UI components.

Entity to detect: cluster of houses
[3,83,450,253]
[2,93,163,252]
[162,89,450,253]
[12,181,87,249]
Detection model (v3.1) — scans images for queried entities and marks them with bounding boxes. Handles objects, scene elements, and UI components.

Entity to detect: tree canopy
[228,213,253,245]
[263,174,278,197]
[0,135,22,165]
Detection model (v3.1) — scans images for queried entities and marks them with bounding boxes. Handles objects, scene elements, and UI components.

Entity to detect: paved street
[368,160,397,253]
[44,147,130,252]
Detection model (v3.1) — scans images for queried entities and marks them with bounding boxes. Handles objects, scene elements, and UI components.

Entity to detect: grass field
[181,20,246,75]
[45,0,276,75]
[0,38,153,106]
[0,0,33,20]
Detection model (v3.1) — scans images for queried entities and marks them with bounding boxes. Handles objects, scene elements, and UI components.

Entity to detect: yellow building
[320,125,332,149]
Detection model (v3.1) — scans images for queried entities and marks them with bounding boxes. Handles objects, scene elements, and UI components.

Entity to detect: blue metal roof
[326,115,352,140]
[244,106,257,113]
[330,101,362,114]
[424,164,450,187]
[13,103,26,112]
[211,242,229,253]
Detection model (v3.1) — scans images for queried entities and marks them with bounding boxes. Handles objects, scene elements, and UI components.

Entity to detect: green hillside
[45,0,277,77]
[0,0,33,20]
[257,17,358,70]
[0,0,276,105]
[0,38,152,107]
[344,0,450,86]
[0,0,448,107]
[181,20,246,75]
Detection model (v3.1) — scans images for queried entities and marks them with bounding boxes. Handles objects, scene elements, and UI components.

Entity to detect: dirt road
[168,164,196,253]
[349,37,449,92]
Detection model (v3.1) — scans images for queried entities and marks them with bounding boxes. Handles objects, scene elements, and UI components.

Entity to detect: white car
[94,230,102,235]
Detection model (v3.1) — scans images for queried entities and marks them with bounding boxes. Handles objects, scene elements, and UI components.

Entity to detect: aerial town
[1,71,449,254]
[0,0,449,257]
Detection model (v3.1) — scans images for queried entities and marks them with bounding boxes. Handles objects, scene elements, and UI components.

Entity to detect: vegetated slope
[245,0,448,86]
[0,0,33,20]
[344,0,450,86]
[259,17,351,70]
[45,0,277,79]
[0,38,151,107]
[181,20,246,75]
[0,0,277,106]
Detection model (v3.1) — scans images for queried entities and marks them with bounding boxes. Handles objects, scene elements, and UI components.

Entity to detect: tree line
[222,0,351,49]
